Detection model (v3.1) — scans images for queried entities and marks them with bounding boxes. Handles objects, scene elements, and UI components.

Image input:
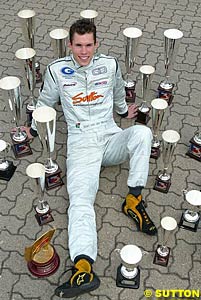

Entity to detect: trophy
[80,9,98,23]
[49,29,69,59]
[154,129,180,193]
[26,163,54,225]
[135,65,155,124]
[123,27,142,102]
[0,76,32,158]
[32,106,63,190]
[17,9,42,83]
[24,228,60,277]
[179,190,201,232]
[116,244,142,289]
[153,216,177,267]
[15,47,37,127]
[158,29,183,105]
[150,98,168,159]
[0,140,16,181]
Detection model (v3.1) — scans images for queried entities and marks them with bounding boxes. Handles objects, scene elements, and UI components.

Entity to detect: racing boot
[55,258,100,298]
[122,194,157,235]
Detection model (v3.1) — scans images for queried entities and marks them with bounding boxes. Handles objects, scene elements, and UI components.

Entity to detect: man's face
[69,32,98,66]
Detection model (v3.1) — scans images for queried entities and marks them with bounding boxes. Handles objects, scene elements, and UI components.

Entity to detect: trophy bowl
[49,28,69,59]
[80,9,98,22]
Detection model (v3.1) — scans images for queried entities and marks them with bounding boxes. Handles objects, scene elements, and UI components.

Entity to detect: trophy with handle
[0,140,16,181]
[15,47,37,126]
[80,9,98,23]
[123,27,142,103]
[136,65,155,124]
[179,190,201,232]
[154,129,180,193]
[0,76,32,158]
[26,162,54,225]
[17,9,42,83]
[153,216,177,267]
[158,29,183,105]
[116,244,142,289]
[32,106,63,190]
[49,29,69,59]
[24,228,60,277]
[150,98,168,159]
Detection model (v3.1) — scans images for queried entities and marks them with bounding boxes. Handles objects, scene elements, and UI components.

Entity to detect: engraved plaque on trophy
[153,216,177,267]
[123,27,142,103]
[158,29,183,105]
[0,140,16,181]
[32,106,63,190]
[26,162,54,225]
[24,228,60,277]
[179,190,201,232]
[154,130,180,193]
[116,245,142,289]
[80,9,98,23]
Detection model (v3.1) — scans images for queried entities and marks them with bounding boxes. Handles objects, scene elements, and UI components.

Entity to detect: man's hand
[126,103,138,119]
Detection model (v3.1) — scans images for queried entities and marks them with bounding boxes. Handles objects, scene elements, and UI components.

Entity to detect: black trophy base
[151,146,160,159]
[158,83,174,106]
[135,109,151,125]
[178,212,200,232]
[45,166,64,190]
[125,83,136,103]
[186,138,201,162]
[0,161,16,181]
[153,245,170,267]
[35,208,54,226]
[153,173,171,193]
[116,264,140,289]
[26,105,34,127]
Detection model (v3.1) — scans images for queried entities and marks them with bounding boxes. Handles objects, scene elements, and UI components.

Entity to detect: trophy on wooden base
[0,140,16,181]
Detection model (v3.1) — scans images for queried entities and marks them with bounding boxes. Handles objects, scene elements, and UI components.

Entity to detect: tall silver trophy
[18,9,42,83]
[154,129,180,193]
[150,98,168,159]
[0,140,16,181]
[136,65,155,124]
[158,29,183,105]
[187,105,201,161]
[179,190,201,232]
[123,27,142,102]
[80,9,98,23]
[0,76,32,158]
[32,106,63,190]
[49,29,69,59]
[153,216,177,267]
[26,163,54,225]
[15,47,36,126]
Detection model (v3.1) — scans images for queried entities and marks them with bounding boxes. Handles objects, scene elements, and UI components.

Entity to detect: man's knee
[131,125,152,142]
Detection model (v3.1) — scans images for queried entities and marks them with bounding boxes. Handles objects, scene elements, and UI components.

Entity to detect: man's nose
[80,46,87,53]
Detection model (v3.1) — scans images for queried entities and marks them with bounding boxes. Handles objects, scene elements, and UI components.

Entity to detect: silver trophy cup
[187,104,201,161]
[154,129,180,193]
[80,9,98,23]
[0,139,16,181]
[26,162,54,225]
[150,98,168,159]
[49,29,69,59]
[153,216,177,267]
[123,27,142,102]
[136,65,155,124]
[116,244,142,289]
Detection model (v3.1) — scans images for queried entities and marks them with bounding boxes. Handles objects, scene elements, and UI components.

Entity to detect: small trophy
[116,244,142,289]
[154,129,180,193]
[150,98,168,159]
[179,190,201,232]
[26,162,54,225]
[0,140,16,181]
[158,29,183,105]
[15,47,37,127]
[24,228,60,277]
[0,76,32,158]
[135,65,155,124]
[17,9,42,83]
[49,29,69,59]
[153,216,177,267]
[80,9,98,23]
[32,106,64,190]
[123,27,142,103]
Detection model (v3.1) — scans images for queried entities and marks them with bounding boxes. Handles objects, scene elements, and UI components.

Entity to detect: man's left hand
[126,103,138,119]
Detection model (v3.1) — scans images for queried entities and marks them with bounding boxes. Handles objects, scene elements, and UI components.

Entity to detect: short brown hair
[69,19,96,44]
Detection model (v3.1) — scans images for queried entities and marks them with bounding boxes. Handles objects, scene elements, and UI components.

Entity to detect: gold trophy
[24,228,60,277]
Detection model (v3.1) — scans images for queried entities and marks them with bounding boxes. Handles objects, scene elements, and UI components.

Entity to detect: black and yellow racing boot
[55,258,100,298]
[122,194,157,235]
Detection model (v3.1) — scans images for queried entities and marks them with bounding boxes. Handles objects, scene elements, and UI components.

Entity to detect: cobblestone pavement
[0,0,201,299]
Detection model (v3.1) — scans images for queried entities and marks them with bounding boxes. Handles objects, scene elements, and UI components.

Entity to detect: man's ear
[95,41,99,50]
[68,41,72,50]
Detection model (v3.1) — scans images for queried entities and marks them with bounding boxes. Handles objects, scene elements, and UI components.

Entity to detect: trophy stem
[160,75,173,90]
[45,157,58,174]
[12,126,27,142]
[139,101,149,113]
[36,199,50,214]
[152,135,160,148]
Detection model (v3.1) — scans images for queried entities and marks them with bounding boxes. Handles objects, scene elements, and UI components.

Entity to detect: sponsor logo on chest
[72,91,104,105]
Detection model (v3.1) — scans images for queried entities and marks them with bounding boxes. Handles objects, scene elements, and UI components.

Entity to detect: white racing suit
[33,54,152,262]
